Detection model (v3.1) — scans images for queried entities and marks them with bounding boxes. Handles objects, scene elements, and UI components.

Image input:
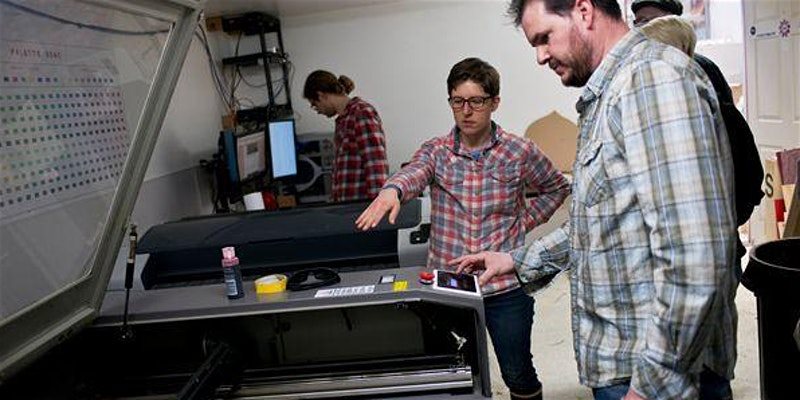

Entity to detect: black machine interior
[0,301,482,399]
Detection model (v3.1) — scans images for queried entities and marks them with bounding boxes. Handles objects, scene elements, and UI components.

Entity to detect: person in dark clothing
[693,54,765,252]
[633,0,765,259]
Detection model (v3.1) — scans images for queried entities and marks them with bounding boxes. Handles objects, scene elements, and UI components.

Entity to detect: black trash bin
[742,237,800,400]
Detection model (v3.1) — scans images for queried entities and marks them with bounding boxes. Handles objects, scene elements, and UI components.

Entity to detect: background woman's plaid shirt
[386,123,569,296]
[332,97,388,202]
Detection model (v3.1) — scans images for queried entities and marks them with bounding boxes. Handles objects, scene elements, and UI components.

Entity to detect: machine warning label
[315,285,376,298]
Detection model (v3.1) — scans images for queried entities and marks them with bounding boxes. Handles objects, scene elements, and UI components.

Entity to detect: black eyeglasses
[448,96,493,111]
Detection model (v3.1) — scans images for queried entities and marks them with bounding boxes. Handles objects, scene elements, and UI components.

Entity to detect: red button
[419,271,434,284]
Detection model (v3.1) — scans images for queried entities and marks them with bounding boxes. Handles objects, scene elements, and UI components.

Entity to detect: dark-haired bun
[338,75,355,94]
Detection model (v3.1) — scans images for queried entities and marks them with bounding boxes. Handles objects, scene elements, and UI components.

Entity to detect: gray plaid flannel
[511,30,738,399]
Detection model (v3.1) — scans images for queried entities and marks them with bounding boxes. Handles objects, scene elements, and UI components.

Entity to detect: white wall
[281,1,581,171]
[125,38,223,228]
[708,0,744,43]
[145,39,225,180]
[697,0,745,86]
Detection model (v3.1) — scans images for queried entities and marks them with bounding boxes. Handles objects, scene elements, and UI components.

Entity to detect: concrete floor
[486,274,761,399]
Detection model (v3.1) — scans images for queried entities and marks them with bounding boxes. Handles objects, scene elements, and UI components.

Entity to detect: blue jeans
[484,288,542,394]
[592,368,733,400]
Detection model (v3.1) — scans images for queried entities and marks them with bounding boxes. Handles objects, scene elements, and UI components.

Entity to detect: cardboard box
[763,158,784,241]
[785,188,800,237]
[783,158,800,237]
[776,148,800,237]
[525,111,578,173]
[205,16,223,32]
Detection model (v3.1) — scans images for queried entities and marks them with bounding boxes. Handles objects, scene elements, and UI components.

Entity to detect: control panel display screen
[435,271,479,294]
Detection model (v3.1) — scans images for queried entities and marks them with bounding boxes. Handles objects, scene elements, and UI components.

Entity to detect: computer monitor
[268,119,298,180]
[235,131,267,181]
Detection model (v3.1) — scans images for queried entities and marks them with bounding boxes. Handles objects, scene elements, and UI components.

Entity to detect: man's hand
[622,388,646,400]
[355,188,401,230]
[449,251,515,286]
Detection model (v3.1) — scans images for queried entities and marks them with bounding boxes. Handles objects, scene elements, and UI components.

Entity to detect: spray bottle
[221,246,244,299]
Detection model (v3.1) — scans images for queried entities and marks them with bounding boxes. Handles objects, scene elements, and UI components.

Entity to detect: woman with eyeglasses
[303,70,389,202]
[356,57,570,400]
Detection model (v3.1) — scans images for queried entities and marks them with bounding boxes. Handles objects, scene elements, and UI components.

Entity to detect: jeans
[484,288,542,394]
[592,382,629,400]
[592,368,733,400]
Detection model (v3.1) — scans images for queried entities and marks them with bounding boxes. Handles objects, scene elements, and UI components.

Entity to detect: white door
[743,0,800,242]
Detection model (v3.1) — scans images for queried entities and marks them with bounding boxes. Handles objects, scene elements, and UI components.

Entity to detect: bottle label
[223,268,239,296]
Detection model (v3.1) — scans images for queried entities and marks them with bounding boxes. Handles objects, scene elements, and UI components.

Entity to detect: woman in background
[303,71,389,202]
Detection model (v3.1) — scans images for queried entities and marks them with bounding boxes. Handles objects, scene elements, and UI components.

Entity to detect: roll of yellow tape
[255,274,287,294]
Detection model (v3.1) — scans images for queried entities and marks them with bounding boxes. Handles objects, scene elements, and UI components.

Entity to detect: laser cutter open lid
[0,0,205,382]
